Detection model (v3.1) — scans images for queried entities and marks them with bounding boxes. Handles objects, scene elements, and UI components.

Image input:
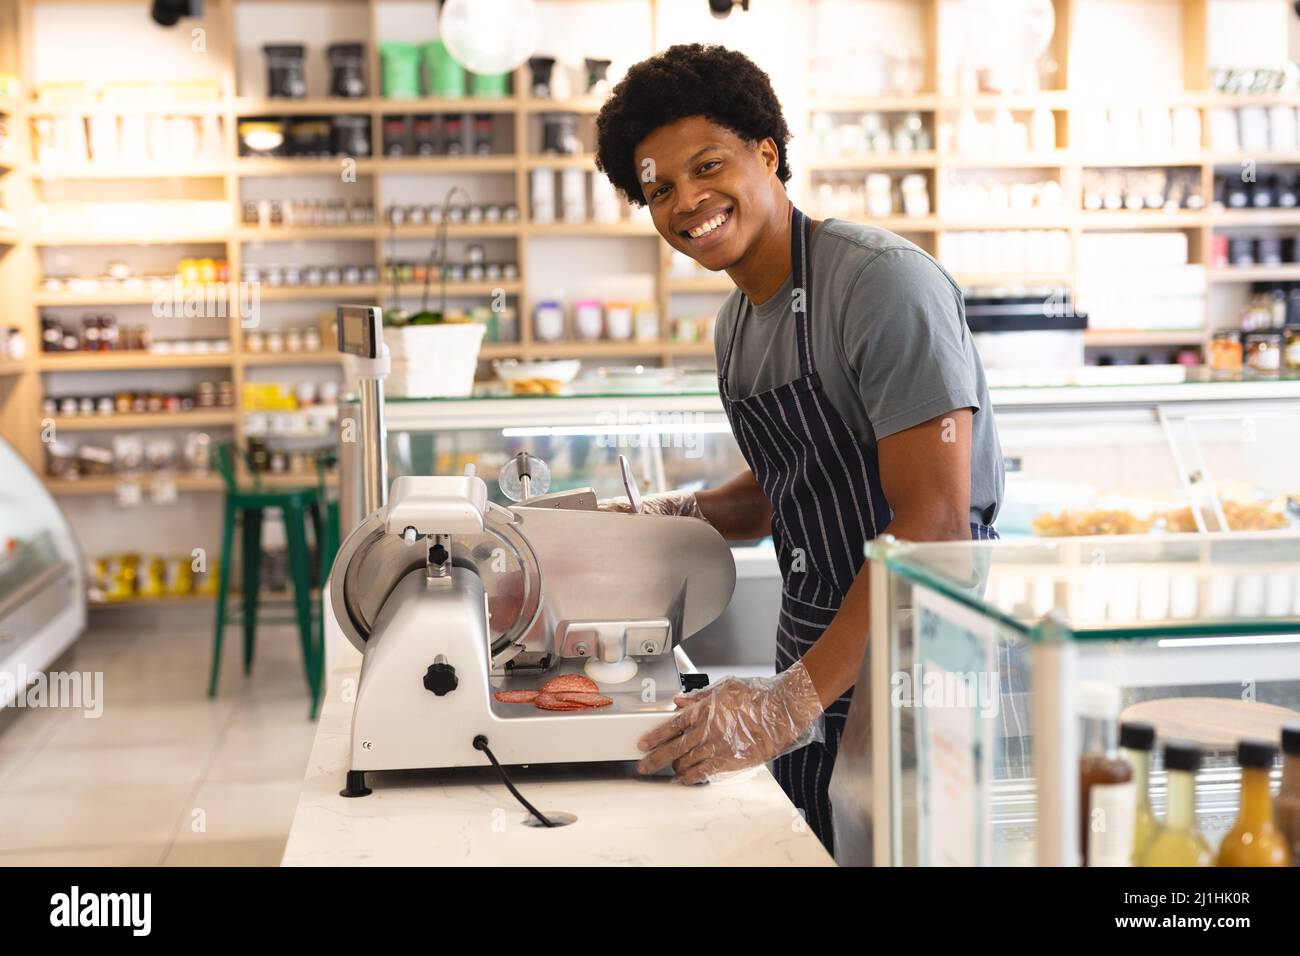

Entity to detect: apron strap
[790,206,815,378]
[719,203,817,389]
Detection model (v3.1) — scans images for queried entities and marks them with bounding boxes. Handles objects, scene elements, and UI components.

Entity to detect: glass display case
[0,436,86,709]
[831,532,1300,867]
[339,373,1300,542]
[994,373,1300,538]
[333,376,1300,675]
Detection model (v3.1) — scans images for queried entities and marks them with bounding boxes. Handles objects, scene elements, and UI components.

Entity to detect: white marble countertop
[281,645,835,867]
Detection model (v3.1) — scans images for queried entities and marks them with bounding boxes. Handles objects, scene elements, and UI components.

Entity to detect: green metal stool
[208,443,338,718]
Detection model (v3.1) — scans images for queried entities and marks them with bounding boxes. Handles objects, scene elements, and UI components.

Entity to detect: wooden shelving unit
[48,410,237,431]
[37,352,234,371]
[46,475,226,496]
[1208,266,1300,283]
[798,0,1300,363]
[12,0,1300,506]
[239,350,341,366]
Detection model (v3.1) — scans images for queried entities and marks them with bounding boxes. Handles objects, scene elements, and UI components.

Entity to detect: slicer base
[340,769,372,798]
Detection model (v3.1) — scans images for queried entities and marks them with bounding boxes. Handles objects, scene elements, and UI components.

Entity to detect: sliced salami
[533,693,588,712]
[541,674,601,695]
[493,690,540,704]
[553,692,613,708]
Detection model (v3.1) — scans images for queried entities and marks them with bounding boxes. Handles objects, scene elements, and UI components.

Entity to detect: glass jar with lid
[1284,324,1300,372]
[1209,330,1242,375]
[1245,331,1282,374]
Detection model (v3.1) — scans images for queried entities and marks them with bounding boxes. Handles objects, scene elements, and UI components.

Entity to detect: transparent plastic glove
[636,661,826,785]
[597,490,705,519]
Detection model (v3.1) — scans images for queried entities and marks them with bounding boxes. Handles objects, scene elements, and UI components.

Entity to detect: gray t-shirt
[715,218,1003,527]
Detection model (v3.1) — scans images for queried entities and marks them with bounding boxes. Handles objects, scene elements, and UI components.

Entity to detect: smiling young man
[595,44,1003,853]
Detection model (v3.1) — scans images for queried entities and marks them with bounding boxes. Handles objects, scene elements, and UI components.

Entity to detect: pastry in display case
[993,375,1300,539]
[0,436,86,710]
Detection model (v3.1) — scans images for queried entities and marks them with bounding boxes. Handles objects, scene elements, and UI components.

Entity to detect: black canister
[331,115,371,157]
[264,44,307,99]
[1258,237,1283,266]
[528,56,556,97]
[328,42,367,98]
[1229,237,1256,267]
[287,117,332,156]
[541,112,579,154]
[412,114,438,155]
[585,57,612,95]
[383,115,412,156]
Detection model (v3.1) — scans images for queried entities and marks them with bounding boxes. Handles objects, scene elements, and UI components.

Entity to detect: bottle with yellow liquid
[1121,721,1157,865]
[1218,739,1292,868]
[1141,742,1212,867]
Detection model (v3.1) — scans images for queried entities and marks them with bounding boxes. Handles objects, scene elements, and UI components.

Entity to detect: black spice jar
[528,56,556,97]
[383,115,412,156]
[264,44,307,99]
[331,115,371,157]
[288,117,332,157]
[412,114,438,155]
[328,42,367,98]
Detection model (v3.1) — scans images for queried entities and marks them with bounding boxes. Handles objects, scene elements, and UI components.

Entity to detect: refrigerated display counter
[333,374,1300,673]
[0,436,86,710]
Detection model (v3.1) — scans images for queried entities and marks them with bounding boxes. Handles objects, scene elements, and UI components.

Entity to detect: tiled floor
[0,612,317,866]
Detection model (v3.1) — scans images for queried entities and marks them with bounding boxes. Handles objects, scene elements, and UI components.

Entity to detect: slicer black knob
[423,661,458,696]
[681,672,710,692]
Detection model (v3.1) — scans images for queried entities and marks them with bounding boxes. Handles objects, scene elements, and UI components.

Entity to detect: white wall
[32,1,227,88]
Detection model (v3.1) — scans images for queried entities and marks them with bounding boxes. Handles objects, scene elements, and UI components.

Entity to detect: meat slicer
[328,307,736,796]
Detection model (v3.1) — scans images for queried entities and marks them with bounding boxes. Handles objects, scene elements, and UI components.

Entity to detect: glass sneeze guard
[843,532,1300,868]
[866,532,1300,641]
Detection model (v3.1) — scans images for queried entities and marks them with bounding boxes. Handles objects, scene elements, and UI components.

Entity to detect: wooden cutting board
[1121,697,1300,752]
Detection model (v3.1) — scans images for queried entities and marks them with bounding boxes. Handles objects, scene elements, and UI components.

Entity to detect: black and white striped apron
[718,205,998,853]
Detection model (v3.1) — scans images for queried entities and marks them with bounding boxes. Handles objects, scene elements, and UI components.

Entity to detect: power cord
[473,735,555,828]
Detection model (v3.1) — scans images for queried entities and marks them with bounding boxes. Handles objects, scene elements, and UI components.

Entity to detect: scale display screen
[338,306,382,358]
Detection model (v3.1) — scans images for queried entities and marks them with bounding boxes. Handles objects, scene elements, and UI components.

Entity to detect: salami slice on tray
[493,690,540,704]
[553,692,613,708]
[533,693,589,712]
[541,674,601,695]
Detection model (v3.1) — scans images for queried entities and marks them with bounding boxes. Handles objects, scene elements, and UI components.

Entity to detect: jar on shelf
[605,301,633,341]
[1245,331,1282,374]
[534,300,565,342]
[1284,324,1300,372]
[1209,330,1242,374]
[633,301,660,343]
[496,307,518,343]
[573,300,603,341]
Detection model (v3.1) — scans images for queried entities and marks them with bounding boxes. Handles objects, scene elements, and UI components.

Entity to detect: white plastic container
[382,323,486,397]
[561,167,587,223]
[530,167,556,224]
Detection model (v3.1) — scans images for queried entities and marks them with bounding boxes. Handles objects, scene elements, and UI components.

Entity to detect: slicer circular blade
[329,509,541,657]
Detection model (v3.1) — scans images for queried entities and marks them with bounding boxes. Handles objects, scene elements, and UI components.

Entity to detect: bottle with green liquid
[1141,742,1212,867]
[1120,721,1157,865]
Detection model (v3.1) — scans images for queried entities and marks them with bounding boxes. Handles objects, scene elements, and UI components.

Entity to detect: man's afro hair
[595,43,792,207]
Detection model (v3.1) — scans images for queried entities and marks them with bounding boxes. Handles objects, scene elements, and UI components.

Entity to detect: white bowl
[492,358,581,385]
